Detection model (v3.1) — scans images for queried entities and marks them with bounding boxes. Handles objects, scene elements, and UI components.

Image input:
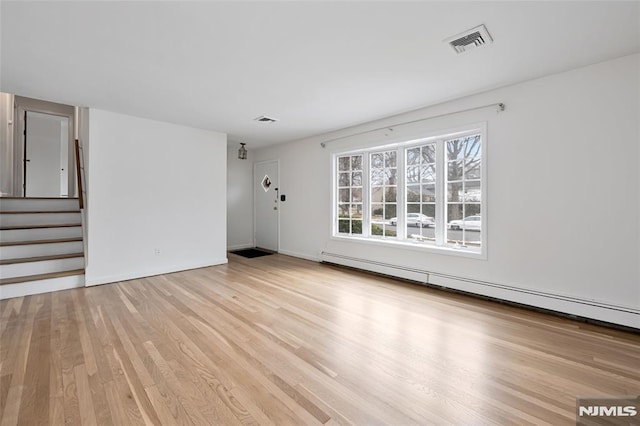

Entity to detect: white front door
[254,160,279,251]
[24,111,69,197]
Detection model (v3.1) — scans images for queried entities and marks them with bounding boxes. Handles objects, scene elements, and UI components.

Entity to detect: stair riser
[0,274,85,300]
[0,226,82,243]
[0,241,84,260]
[0,198,79,212]
[1,257,85,279]
[0,212,81,227]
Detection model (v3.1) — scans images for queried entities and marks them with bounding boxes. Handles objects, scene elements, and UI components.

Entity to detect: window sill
[330,234,487,260]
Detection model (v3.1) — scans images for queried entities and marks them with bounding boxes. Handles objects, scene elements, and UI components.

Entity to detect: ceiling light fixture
[254,115,279,123]
[238,143,247,160]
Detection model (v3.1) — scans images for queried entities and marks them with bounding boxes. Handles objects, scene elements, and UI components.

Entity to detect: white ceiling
[2,1,639,149]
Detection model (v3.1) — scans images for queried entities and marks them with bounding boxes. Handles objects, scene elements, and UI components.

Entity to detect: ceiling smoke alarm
[445,24,493,54]
[254,115,279,123]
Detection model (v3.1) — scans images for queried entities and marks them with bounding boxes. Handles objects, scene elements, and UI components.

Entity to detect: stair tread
[0,197,79,200]
[0,252,84,265]
[0,210,80,214]
[0,237,83,247]
[0,269,85,286]
[0,223,82,231]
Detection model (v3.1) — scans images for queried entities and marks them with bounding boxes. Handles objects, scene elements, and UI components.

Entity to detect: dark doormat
[231,248,274,259]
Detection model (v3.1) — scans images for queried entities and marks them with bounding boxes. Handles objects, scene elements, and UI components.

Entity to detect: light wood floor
[1,254,639,425]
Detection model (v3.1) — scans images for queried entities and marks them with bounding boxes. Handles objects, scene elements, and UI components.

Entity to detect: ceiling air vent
[254,115,279,123]
[445,24,493,54]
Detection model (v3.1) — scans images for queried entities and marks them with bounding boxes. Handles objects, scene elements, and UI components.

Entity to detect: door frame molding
[14,96,75,197]
[253,158,280,252]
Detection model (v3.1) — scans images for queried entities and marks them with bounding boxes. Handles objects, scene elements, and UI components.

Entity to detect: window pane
[384,228,397,237]
[407,148,420,165]
[384,204,397,220]
[467,164,481,180]
[338,220,350,233]
[351,188,362,203]
[339,188,350,203]
[350,204,363,219]
[371,204,384,221]
[422,203,435,218]
[466,204,481,216]
[406,166,420,184]
[447,182,463,202]
[338,204,349,218]
[371,169,384,185]
[371,187,383,203]
[385,187,397,202]
[464,135,481,160]
[447,139,465,161]
[464,181,481,202]
[465,136,481,179]
[384,169,397,185]
[352,220,363,235]
[351,172,362,186]
[422,184,435,202]
[371,223,383,235]
[351,155,363,170]
[421,164,435,183]
[339,173,350,187]
[371,153,384,168]
[407,203,420,214]
[338,157,350,171]
[421,145,436,163]
[448,160,463,181]
[407,185,420,202]
[448,203,464,222]
[385,151,397,168]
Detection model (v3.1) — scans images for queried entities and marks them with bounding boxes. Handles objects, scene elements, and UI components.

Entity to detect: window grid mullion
[363,153,370,238]
[435,139,445,246]
[397,147,406,240]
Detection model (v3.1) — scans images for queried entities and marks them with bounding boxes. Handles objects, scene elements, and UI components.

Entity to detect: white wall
[249,54,640,328]
[0,93,15,196]
[227,144,254,250]
[85,109,227,285]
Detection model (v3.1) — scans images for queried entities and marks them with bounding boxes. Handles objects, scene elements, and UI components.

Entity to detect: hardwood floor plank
[0,255,639,425]
[17,294,51,425]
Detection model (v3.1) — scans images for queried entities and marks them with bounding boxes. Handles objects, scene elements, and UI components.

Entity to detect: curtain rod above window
[320,102,505,148]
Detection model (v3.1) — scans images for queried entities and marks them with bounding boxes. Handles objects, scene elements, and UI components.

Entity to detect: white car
[389,213,435,228]
[448,215,481,231]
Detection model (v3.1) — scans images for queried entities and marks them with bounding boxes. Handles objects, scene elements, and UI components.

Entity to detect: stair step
[0,252,84,265]
[1,224,83,243]
[0,211,82,227]
[0,237,83,247]
[0,197,79,212]
[0,210,80,214]
[0,240,84,260]
[0,197,79,199]
[0,269,85,286]
[0,223,81,230]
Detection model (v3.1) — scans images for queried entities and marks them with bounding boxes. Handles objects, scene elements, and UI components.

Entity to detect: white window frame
[331,123,487,259]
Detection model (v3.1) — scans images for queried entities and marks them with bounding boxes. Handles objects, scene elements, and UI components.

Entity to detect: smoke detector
[254,115,279,123]
[445,24,493,54]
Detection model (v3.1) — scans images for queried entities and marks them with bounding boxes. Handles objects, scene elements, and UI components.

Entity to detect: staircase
[0,197,85,299]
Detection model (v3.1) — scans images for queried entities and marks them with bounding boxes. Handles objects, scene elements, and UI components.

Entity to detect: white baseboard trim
[278,249,321,262]
[0,274,85,300]
[320,252,640,329]
[227,243,254,251]
[85,258,228,287]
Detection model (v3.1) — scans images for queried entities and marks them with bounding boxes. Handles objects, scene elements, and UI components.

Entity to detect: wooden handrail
[74,139,84,209]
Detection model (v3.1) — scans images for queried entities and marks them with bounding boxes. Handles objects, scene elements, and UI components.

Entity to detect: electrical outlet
[154,248,160,255]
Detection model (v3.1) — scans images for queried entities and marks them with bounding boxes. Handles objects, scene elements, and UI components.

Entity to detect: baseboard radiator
[319,251,640,331]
